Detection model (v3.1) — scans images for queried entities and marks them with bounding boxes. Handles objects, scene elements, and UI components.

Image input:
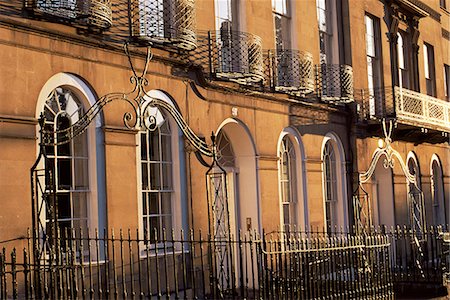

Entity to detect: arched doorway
[371,158,395,227]
[216,119,260,236]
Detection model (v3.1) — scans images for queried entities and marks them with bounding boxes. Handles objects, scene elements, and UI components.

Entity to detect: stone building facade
[0,0,448,251]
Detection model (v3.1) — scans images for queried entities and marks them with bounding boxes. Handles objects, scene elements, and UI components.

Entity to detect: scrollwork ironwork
[38,43,213,157]
[359,119,417,186]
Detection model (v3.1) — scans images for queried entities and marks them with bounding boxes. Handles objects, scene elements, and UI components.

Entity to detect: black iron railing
[315,64,354,102]
[128,0,196,50]
[23,0,112,29]
[189,31,264,85]
[265,49,315,95]
[354,87,396,122]
[0,227,397,299]
[267,225,447,292]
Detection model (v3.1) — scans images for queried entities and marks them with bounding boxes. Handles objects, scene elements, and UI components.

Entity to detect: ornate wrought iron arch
[30,43,238,296]
[354,120,425,236]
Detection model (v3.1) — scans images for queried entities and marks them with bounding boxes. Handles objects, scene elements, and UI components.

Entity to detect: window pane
[149,131,160,161]
[149,217,159,242]
[74,133,88,158]
[216,0,231,21]
[161,192,172,215]
[142,192,148,215]
[57,193,71,219]
[283,203,290,225]
[161,134,172,162]
[74,158,89,190]
[162,163,172,190]
[57,158,72,189]
[141,162,149,190]
[150,163,161,190]
[162,215,172,235]
[423,44,429,79]
[282,181,290,203]
[72,219,88,232]
[159,120,170,135]
[149,192,159,215]
[143,217,149,238]
[141,133,148,160]
[73,192,88,219]
[445,64,450,98]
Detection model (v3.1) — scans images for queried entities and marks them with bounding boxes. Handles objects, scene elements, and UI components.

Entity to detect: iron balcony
[23,0,113,29]
[128,0,197,50]
[266,49,315,96]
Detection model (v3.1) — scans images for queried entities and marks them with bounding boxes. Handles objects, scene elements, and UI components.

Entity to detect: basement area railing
[0,228,396,299]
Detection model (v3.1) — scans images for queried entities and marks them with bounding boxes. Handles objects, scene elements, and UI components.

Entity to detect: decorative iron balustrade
[0,228,395,299]
[394,86,450,132]
[128,0,196,50]
[354,87,396,121]
[190,31,264,85]
[316,64,354,102]
[265,225,447,294]
[23,0,112,29]
[266,49,314,95]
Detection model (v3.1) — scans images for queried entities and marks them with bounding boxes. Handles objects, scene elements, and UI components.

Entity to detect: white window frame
[321,133,348,232]
[136,91,186,255]
[277,128,308,233]
[278,135,297,232]
[430,155,446,226]
[36,73,102,237]
[42,88,90,233]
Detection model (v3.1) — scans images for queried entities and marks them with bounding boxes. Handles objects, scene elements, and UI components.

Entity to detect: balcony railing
[266,49,314,95]
[24,0,112,29]
[395,86,450,132]
[191,31,264,85]
[128,0,196,50]
[315,64,354,102]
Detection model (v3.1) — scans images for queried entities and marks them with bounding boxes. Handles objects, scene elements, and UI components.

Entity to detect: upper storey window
[316,0,332,64]
[215,0,238,31]
[272,0,291,51]
[423,43,436,97]
[445,64,450,101]
[397,31,411,89]
[365,14,383,116]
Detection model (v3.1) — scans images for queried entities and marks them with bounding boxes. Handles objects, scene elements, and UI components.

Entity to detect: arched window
[216,131,236,169]
[431,156,445,226]
[273,0,291,51]
[43,87,89,233]
[279,136,297,232]
[321,133,347,232]
[138,91,187,245]
[407,153,425,234]
[407,154,421,194]
[140,110,174,243]
[323,141,337,232]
